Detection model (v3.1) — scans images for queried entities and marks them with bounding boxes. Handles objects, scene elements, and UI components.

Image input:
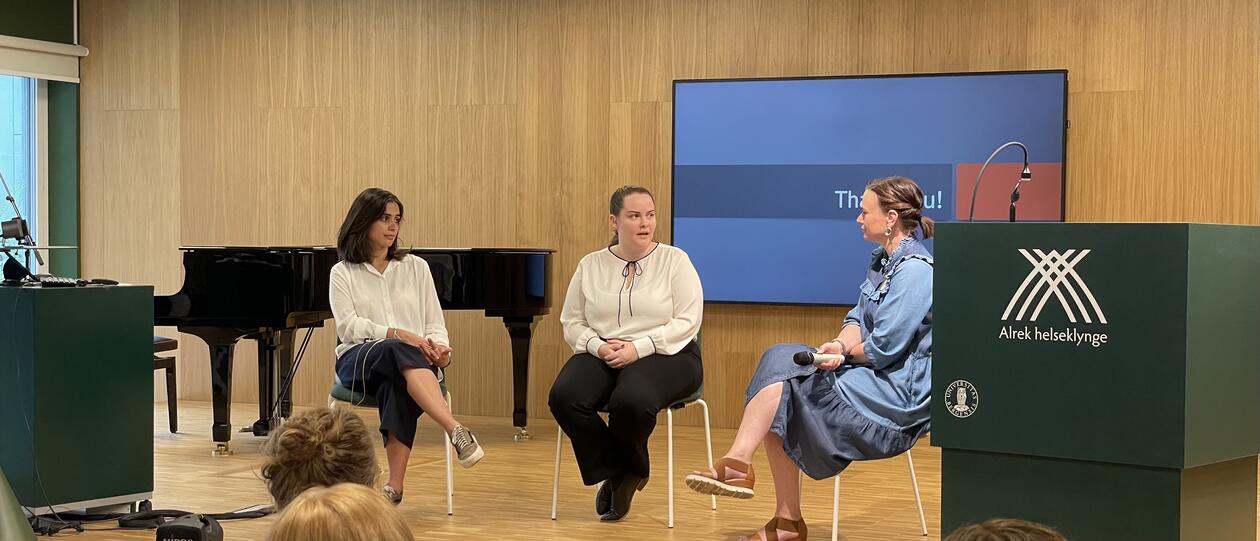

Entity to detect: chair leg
[551,424,563,520]
[552,404,719,526]
[696,399,716,511]
[907,450,927,536]
[832,475,840,541]
[830,451,927,539]
[445,391,454,516]
[667,407,674,528]
[164,365,178,433]
[444,440,454,515]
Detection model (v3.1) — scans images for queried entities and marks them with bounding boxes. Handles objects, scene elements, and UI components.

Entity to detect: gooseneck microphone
[967,141,1031,223]
[1009,163,1033,222]
[793,350,846,366]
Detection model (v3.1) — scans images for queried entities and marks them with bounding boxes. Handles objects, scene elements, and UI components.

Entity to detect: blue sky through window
[0,75,33,248]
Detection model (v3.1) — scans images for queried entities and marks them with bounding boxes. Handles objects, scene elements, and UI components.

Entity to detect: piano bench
[153,336,178,433]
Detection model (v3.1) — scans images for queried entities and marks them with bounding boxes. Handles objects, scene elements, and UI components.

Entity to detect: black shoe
[599,473,647,522]
[596,474,623,516]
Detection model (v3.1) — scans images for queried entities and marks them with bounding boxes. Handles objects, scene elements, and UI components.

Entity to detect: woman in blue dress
[685,176,935,541]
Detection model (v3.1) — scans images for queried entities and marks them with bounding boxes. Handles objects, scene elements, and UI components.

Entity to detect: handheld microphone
[792,351,846,366]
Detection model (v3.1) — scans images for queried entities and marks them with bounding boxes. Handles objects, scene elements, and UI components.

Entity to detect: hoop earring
[885,227,892,237]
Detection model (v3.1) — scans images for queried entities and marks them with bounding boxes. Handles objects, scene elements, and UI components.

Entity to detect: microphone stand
[0,168,43,268]
[967,141,1031,223]
[1009,164,1033,222]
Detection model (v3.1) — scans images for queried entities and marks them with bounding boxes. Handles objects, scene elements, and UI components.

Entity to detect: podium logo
[1002,249,1107,324]
[944,380,978,418]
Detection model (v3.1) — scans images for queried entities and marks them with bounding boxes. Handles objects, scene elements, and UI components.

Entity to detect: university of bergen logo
[1001,249,1107,324]
[944,380,978,418]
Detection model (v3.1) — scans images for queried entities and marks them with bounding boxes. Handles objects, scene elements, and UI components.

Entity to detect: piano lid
[157,247,554,330]
[179,246,554,253]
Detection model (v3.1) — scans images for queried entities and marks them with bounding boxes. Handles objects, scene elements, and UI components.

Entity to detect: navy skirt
[335,339,440,448]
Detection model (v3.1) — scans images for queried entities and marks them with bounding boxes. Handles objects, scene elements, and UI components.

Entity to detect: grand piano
[154,246,552,454]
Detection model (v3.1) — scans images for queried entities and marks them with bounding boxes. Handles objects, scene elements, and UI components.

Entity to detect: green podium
[0,285,153,512]
[933,223,1260,540]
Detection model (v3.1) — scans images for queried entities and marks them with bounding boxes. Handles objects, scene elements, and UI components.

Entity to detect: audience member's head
[945,518,1069,541]
[266,483,413,541]
[261,406,378,509]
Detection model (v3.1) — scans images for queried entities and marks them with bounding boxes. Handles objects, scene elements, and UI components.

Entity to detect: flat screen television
[672,70,1068,305]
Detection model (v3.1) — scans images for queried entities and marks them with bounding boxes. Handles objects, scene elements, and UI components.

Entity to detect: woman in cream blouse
[548,185,704,522]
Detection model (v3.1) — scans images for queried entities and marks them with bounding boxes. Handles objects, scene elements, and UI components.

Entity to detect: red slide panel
[954,162,1063,221]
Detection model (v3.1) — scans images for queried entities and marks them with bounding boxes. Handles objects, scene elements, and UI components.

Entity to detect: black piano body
[154,246,553,451]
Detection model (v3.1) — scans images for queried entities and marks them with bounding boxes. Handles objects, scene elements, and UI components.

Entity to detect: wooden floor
[59,401,941,540]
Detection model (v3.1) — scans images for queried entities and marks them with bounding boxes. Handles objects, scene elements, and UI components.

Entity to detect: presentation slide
[673,71,1067,305]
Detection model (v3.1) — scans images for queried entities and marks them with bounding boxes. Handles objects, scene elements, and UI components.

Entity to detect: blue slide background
[672,72,1066,305]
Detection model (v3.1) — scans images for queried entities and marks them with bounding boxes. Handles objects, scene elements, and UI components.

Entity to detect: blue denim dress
[747,237,933,480]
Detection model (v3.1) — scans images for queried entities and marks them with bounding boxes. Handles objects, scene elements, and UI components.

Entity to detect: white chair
[329,381,455,515]
[551,387,716,528]
[830,450,927,540]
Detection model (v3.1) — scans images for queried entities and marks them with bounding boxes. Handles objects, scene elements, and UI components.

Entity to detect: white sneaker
[382,484,403,506]
[450,425,484,468]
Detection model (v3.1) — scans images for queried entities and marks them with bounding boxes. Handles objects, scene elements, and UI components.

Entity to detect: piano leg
[251,331,292,437]
[277,330,295,419]
[503,316,538,441]
[252,333,275,437]
[250,330,295,437]
[208,343,237,456]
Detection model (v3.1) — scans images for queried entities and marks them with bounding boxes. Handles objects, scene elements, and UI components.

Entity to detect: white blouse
[329,254,450,358]
[561,243,703,358]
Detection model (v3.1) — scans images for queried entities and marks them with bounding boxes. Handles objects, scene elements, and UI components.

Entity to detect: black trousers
[335,339,437,448]
[547,341,703,486]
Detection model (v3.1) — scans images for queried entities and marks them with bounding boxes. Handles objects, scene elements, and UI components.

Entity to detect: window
[0,74,36,271]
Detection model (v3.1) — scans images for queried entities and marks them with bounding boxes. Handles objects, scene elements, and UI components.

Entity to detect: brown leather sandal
[743,516,807,541]
[683,457,755,499]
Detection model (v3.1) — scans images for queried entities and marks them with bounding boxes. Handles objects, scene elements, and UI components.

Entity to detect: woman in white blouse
[329,188,484,506]
[548,185,704,522]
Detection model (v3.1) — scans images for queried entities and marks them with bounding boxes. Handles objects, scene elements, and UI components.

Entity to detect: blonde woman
[266,483,414,541]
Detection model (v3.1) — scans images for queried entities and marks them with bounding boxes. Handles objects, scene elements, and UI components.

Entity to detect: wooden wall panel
[705,0,814,79]
[417,0,522,106]
[80,0,1260,429]
[80,0,184,402]
[857,0,916,74]
[803,2,861,77]
[99,0,180,111]
[254,0,352,109]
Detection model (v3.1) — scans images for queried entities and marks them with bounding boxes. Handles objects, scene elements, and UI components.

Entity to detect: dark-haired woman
[548,185,704,521]
[329,187,484,506]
